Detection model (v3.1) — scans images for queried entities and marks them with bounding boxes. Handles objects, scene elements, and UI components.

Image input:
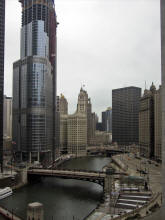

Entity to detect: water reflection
[0,157,111,220]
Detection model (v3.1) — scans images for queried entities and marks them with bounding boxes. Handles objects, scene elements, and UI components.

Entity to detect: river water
[0,157,111,220]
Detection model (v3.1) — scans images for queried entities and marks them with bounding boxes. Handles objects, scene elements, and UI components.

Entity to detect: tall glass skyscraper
[0,0,5,172]
[13,0,57,162]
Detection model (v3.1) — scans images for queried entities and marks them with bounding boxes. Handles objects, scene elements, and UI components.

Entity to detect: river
[0,157,111,220]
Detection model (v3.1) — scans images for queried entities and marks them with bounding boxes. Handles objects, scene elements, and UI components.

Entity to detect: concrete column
[27,202,44,220]
[20,152,23,162]
[29,152,32,164]
[161,0,165,217]
[37,151,40,162]
[20,169,28,185]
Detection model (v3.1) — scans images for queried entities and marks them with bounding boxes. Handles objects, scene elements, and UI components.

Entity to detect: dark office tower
[102,111,106,131]
[13,0,57,163]
[0,0,5,172]
[112,87,141,146]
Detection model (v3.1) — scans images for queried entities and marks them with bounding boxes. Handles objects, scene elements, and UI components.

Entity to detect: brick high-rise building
[0,0,5,172]
[112,86,141,145]
[13,0,58,162]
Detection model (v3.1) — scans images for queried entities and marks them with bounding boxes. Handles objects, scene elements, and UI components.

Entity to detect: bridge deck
[28,169,106,180]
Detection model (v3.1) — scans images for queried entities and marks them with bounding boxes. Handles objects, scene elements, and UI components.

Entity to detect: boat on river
[0,187,12,200]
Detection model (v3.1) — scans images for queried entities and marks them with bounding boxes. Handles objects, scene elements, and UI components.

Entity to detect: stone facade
[67,113,87,156]
[154,86,162,161]
[59,94,68,115]
[59,88,97,156]
[77,88,95,144]
[139,86,155,158]
[139,83,162,161]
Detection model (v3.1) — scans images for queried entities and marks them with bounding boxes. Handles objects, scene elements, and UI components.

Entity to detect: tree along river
[0,157,111,220]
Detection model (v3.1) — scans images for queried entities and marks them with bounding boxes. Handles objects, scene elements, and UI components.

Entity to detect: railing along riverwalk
[0,205,23,220]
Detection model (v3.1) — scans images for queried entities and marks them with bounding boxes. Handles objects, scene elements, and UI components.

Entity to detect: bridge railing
[0,204,23,220]
[28,169,106,180]
[29,167,105,174]
[28,168,126,178]
[52,168,105,173]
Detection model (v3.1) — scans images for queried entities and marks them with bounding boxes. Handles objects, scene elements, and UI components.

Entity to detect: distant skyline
[5,0,161,119]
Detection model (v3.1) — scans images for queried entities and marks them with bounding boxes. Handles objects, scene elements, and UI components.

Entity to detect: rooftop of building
[112,86,141,92]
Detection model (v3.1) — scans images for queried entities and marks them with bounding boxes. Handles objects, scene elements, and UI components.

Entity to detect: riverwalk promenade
[113,153,161,194]
[85,153,162,220]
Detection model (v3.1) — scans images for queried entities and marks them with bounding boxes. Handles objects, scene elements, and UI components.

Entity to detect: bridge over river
[27,168,127,190]
[87,146,126,156]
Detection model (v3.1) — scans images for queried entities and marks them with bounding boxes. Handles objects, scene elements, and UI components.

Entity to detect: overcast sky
[5,0,161,119]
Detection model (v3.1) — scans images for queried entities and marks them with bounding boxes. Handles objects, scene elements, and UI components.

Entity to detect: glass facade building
[13,0,57,162]
[0,0,5,171]
[112,87,141,146]
[102,108,112,133]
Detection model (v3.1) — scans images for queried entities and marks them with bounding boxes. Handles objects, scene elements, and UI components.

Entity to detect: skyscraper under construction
[13,0,58,162]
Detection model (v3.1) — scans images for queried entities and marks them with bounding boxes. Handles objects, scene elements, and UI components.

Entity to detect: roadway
[114,154,162,194]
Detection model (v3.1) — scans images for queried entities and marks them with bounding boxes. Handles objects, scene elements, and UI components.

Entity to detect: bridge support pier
[104,175,114,195]
[104,174,116,214]
[27,202,44,220]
